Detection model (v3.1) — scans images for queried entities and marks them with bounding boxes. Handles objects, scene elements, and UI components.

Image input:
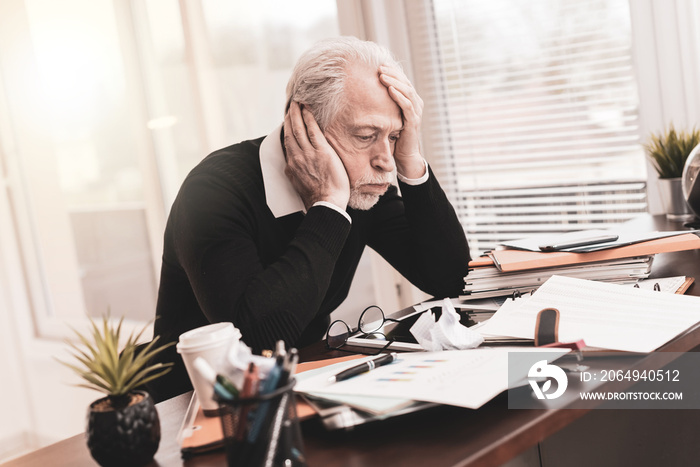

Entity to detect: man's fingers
[387,85,415,114]
[379,66,414,95]
[287,101,313,150]
[283,111,300,151]
[379,72,414,98]
[287,101,330,151]
[379,70,423,117]
[300,106,327,149]
[386,84,423,127]
[284,114,307,163]
[379,64,409,81]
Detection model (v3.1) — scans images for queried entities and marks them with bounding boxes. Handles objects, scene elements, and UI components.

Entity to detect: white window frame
[629,0,700,214]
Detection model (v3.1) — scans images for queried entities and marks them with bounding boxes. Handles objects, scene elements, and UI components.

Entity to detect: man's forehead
[349,121,403,133]
[329,63,402,133]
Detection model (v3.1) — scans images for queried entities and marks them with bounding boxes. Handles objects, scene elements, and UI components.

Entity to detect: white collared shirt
[259,125,429,223]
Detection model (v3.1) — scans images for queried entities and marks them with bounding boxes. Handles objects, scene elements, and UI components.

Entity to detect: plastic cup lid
[176,322,241,352]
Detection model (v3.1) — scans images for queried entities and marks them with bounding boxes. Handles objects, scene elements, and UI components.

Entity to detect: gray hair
[285,36,401,130]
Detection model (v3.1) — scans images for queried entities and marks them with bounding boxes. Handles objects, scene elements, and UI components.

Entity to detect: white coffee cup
[177,322,241,413]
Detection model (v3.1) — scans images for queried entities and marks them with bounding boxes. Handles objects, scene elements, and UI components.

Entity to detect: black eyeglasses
[326,305,400,355]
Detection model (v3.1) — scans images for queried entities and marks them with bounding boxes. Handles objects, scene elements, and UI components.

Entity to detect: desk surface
[5,214,700,467]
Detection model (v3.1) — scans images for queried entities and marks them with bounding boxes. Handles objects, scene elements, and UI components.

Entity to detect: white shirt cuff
[312,201,352,224]
[397,159,429,185]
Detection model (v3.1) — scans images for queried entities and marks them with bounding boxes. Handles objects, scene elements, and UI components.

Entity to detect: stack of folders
[463,255,653,299]
[462,229,700,300]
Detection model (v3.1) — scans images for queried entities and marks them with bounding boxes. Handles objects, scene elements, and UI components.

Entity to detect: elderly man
[149,37,470,401]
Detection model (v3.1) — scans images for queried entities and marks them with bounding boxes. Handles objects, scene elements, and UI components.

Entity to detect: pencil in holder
[216,378,306,467]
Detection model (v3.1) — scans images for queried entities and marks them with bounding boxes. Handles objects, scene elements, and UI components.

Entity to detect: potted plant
[59,316,174,467]
[644,124,700,220]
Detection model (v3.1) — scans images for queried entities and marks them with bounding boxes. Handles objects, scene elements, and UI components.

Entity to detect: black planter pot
[86,390,161,467]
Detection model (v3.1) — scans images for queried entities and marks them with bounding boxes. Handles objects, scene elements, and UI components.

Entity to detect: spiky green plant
[644,125,700,179]
[59,315,173,404]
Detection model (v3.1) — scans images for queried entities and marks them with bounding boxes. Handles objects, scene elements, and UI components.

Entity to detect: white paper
[477,275,700,353]
[295,359,414,415]
[410,298,484,351]
[295,348,569,409]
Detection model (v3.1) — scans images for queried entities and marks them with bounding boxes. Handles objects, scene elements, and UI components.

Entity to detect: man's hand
[283,101,351,211]
[379,66,426,179]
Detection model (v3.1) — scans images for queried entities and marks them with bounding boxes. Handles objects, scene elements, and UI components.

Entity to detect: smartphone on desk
[538,234,619,252]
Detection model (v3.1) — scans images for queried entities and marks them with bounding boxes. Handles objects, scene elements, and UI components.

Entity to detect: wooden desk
[5,215,700,467]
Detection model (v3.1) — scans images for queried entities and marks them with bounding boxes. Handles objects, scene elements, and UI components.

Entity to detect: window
[405,0,648,256]
[0,0,339,335]
[134,0,339,208]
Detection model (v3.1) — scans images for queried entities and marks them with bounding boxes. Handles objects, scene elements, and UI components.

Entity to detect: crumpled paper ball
[409,298,484,351]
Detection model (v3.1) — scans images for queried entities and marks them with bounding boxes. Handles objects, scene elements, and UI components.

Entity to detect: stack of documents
[462,229,700,299]
[463,256,653,299]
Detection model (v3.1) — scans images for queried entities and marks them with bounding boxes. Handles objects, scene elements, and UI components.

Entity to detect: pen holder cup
[216,378,306,467]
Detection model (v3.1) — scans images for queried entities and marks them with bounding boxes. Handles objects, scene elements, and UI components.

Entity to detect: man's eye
[357,135,373,142]
[389,134,400,142]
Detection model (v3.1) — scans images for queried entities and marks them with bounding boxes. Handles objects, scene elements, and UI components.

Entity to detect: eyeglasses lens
[327,320,350,349]
[359,306,385,334]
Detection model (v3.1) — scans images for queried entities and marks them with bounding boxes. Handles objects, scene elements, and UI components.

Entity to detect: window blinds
[404,0,647,256]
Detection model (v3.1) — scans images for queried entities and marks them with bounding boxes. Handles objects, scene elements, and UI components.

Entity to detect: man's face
[325,63,403,210]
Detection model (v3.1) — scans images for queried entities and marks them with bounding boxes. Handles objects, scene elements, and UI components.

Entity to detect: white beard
[347,190,381,210]
[347,172,394,210]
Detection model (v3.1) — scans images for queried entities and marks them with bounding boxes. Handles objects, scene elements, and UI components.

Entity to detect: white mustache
[353,172,394,188]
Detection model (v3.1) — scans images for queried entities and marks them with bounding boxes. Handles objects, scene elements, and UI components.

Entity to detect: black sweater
[149,136,470,401]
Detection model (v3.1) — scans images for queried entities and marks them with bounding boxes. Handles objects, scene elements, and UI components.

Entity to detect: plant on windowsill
[644,124,700,220]
[59,315,174,467]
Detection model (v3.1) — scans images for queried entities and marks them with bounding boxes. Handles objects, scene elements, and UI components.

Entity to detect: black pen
[328,352,398,383]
